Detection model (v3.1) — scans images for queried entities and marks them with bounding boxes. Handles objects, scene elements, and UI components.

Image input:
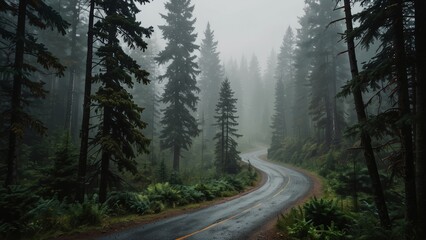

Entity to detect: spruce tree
[268,79,286,159]
[1,0,69,187]
[415,0,426,238]
[275,27,294,136]
[91,0,153,203]
[198,23,223,141]
[214,79,241,174]
[156,0,200,172]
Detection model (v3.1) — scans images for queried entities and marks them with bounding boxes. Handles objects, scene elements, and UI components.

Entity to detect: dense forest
[0,0,425,239]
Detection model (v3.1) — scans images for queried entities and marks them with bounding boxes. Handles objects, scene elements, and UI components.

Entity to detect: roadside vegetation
[271,139,408,240]
[0,133,257,240]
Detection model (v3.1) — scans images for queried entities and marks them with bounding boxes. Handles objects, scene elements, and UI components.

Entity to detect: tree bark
[342,0,391,229]
[99,107,111,203]
[391,0,417,233]
[77,0,94,202]
[64,0,79,133]
[6,0,27,187]
[173,144,180,172]
[415,0,426,238]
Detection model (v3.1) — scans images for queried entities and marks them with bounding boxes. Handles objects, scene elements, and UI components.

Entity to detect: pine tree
[76,0,95,203]
[340,0,391,229]
[293,19,311,139]
[214,79,241,174]
[300,0,346,146]
[129,37,161,165]
[1,0,69,187]
[415,0,426,238]
[262,49,277,140]
[275,27,294,137]
[246,55,263,139]
[268,79,286,159]
[91,0,153,203]
[198,23,223,142]
[156,0,200,172]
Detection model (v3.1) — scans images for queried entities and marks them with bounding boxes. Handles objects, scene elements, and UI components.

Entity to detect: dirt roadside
[52,168,268,240]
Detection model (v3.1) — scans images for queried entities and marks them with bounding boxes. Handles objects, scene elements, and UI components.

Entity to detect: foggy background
[138,0,305,69]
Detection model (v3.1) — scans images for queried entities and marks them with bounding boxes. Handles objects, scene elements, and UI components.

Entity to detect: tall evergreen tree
[245,55,263,139]
[293,16,311,139]
[76,0,95,203]
[198,23,223,142]
[1,0,69,187]
[340,0,391,229]
[156,0,200,172]
[214,79,241,174]
[268,79,286,159]
[415,0,426,238]
[347,0,418,230]
[275,27,294,136]
[91,0,152,203]
[262,49,277,140]
[302,0,346,146]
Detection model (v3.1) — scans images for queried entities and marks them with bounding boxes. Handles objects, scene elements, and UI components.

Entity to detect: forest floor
[248,155,323,240]
[52,169,267,240]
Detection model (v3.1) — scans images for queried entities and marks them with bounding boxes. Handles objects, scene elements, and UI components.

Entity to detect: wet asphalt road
[98,149,312,240]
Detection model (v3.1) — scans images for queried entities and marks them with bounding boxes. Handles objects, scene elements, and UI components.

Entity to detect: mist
[2,0,425,239]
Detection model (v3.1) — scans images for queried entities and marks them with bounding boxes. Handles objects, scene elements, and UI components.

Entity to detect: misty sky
[138,0,305,71]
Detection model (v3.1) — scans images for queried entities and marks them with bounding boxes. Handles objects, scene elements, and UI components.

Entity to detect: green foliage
[41,134,78,201]
[279,198,351,240]
[68,198,107,227]
[303,197,352,230]
[0,186,39,237]
[157,0,200,169]
[26,198,67,232]
[106,192,150,216]
[105,170,256,215]
[214,79,241,174]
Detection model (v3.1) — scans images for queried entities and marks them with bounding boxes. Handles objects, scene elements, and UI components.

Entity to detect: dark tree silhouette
[1,0,69,187]
[90,0,152,203]
[156,0,200,172]
[214,79,241,174]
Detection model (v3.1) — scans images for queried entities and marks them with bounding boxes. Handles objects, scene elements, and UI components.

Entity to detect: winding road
[98,149,313,240]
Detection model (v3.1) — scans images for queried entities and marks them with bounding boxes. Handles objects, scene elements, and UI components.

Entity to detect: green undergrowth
[0,169,257,240]
[271,138,407,240]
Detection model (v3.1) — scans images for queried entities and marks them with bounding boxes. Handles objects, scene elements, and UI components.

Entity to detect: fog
[138,0,305,68]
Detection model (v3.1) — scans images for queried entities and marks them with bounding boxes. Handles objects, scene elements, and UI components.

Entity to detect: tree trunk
[415,0,426,238]
[392,0,417,233]
[64,0,79,133]
[342,0,391,229]
[6,0,27,187]
[77,0,94,202]
[99,107,111,203]
[173,144,180,172]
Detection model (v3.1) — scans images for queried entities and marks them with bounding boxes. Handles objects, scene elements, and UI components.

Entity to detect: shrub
[27,197,68,232]
[303,197,351,230]
[145,183,180,208]
[0,186,39,238]
[68,199,107,227]
[106,192,149,215]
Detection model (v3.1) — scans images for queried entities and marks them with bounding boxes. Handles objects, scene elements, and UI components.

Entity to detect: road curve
[98,149,313,240]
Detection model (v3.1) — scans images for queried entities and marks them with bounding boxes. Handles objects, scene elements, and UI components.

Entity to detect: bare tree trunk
[392,0,417,233]
[99,107,111,203]
[415,0,426,238]
[76,0,94,202]
[342,0,391,229]
[64,0,79,133]
[173,145,180,172]
[6,0,27,187]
